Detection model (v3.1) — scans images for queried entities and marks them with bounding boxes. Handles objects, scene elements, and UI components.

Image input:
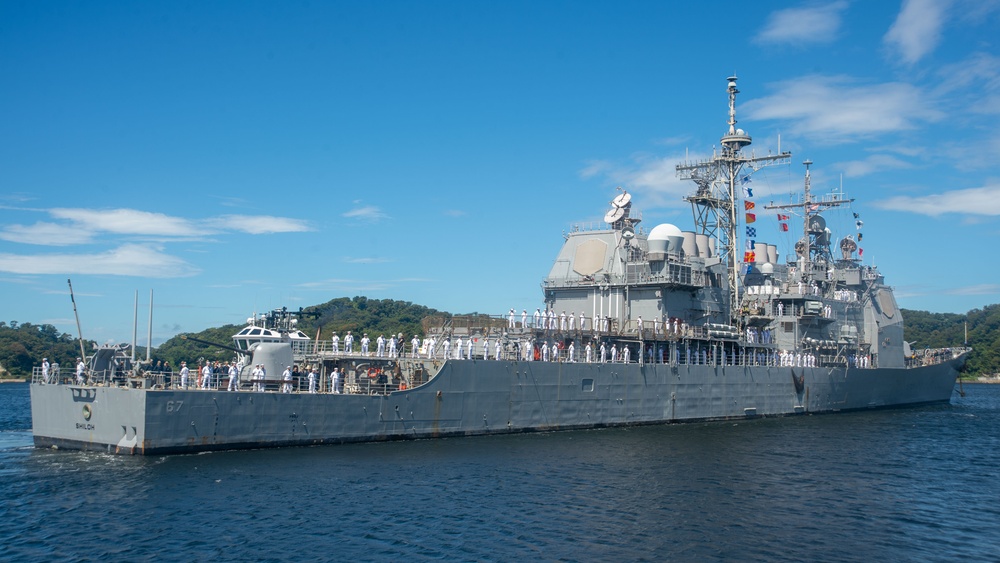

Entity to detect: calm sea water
[1,382,998,562]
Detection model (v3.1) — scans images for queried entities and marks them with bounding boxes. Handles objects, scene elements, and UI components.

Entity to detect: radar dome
[761,263,774,275]
[648,223,684,253]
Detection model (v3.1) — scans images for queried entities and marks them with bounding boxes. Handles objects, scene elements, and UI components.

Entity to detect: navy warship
[29,77,968,455]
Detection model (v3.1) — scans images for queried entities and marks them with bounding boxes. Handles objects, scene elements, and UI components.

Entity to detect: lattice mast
[764,160,854,281]
[676,76,791,325]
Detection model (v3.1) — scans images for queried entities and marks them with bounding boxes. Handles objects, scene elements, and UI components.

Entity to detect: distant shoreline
[0,379,27,384]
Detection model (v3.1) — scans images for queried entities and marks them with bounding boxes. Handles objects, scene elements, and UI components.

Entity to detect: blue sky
[2,0,999,345]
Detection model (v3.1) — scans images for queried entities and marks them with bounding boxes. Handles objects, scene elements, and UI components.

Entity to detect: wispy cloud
[342,206,388,221]
[833,154,913,178]
[873,184,1000,216]
[884,0,949,65]
[0,222,93,246]
[2,207,310,245]
[580,153,699,210]
[0,244,199,277]
[216,215,311,234]
[946,283,1000,295]
[744,75,943,142]
[443,209,466,217]
[755,1,848,45]
[343,257,390,264]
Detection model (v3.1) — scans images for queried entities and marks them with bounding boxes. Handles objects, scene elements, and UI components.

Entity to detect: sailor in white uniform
[179,361,189,388]
[202,363,214,389]
[307,368,317,393]
[427,337,436,358]
[559,311,567,331]
[411,335,420,358]
[361,334,370,355]
[344,332,354,354]
[567,342,575,362]
[533,308,541,328]
[282,366,293,393]
[389,335,397,358]
[521,310,527,328]
[442,339,450,359]
[623,345,630,363]
[508,309,515,328]
[331,332,340,355]
[495,339,502,360]
[455,338,463,359]
[228,363,240,391]
[541,342,549,362]
[610,344,618,363]
[579,312,586,331]
[41,358,50,384]
[585,343,592,363]
[76,358,86,384]
[467,338,473,360]
[376,335,385,357]
[331,368,341,394]
[600,343,607,363]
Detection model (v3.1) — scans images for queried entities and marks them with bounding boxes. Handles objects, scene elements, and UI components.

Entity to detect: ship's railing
[906,346,970,368]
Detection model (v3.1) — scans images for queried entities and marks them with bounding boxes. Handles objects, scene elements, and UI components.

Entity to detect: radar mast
[676,76,791,326]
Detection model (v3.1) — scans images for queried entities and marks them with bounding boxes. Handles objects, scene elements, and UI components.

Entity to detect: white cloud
[216,215,311,234]
[50,208,202,236]
[0,222,93,246]
[342,206,388,221]
[874,184,1000,215]
[884,0,950,65]
[755,1,848,45]
[0,244,199,277]
[833,154,913,178]
[579,152,698,210]
[2,207,313,246]
[744,75,943,142]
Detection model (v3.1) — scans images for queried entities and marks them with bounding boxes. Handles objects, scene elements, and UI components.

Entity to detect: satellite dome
[736,128,745,135]
[648,223,684,253]
[761,263,774,275]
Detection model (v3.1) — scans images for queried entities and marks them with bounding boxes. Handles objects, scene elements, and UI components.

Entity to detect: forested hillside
[5,299,998,378]
[902,304,1000,377]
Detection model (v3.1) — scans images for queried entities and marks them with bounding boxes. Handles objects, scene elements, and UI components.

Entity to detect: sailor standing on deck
[541,342,549,362]
[467,338,474,360]
[179,361,189,388]
[307,368,317,394]
[344,331,354,354]
[442,339,450,359]
[389,335,397,358]
[568,342,575,362]
[427,337,435,358]
[568,313,575,331]
[455,338,463,359]
[579,312,586,331]
[376,335,385,357]
[331,368,341,394]
[637,316,643,337]
[495,339,502,360]
[411,335,420,358]
[228,362,239,391]
[600,343,607,363]
[585,342,592,363]
[361,334,370,356]
[331,332,340,355]
[508,309,515,328]
[559,311,567,331]
[623,345,630,363]
[76,358,86,384]
[201,362,212,389]
[282,366,293,393]
[610,344,618,363]
[533,308,541,328]
[41,358,50,383]
[482,337,489,360]
[522,310,527,328]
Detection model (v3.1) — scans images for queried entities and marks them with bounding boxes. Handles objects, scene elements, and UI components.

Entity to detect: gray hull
[30,355,965,455]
